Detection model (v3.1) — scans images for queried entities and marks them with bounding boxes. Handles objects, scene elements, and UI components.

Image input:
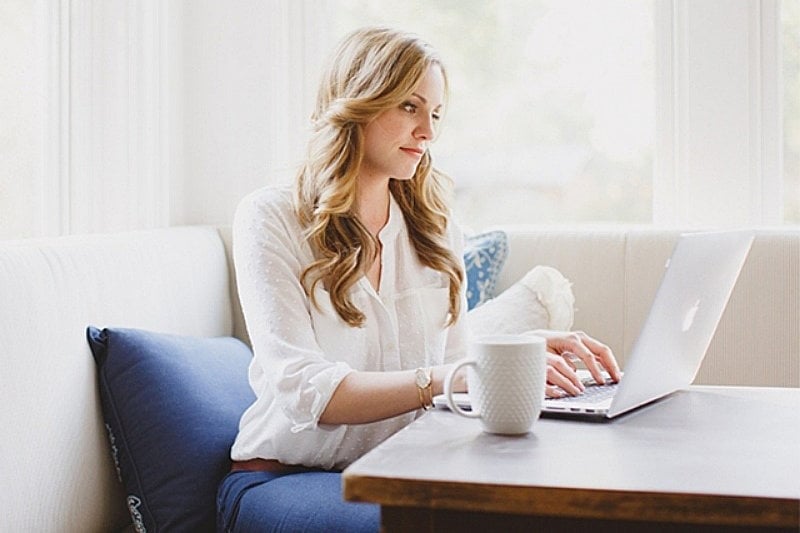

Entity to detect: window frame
[653,0,784,227]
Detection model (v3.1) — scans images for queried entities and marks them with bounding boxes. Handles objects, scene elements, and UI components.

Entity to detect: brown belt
[230,458,318,475]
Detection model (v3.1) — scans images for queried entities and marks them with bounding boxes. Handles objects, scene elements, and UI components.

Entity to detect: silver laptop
[436,231,754,420]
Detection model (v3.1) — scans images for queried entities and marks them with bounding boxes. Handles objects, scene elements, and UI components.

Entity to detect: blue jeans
[216,469,379,532]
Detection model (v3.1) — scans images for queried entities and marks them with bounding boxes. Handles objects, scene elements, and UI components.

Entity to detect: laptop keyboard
[549,378,618,403]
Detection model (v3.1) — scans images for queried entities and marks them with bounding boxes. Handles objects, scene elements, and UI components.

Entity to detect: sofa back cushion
[497,228,799,387]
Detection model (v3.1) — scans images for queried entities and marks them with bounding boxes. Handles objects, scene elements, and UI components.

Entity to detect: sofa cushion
[464,230,509,310]
[468,265,575,335]
[86,327,254,533]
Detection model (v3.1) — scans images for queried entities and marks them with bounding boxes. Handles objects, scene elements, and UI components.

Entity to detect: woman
[218,26,620,532]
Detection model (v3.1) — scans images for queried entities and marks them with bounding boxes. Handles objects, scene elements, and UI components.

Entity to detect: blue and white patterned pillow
[463,230,509,310]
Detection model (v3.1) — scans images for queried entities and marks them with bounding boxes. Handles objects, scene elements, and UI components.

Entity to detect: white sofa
[1,225,797,532]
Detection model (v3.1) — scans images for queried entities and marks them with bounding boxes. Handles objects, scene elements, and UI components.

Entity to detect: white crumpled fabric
[467,265,575,335]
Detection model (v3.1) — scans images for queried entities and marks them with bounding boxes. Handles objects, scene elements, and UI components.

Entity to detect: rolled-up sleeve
[232,190,354,432]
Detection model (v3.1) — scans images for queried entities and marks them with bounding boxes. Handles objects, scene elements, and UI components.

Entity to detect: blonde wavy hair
[295,26,463,328]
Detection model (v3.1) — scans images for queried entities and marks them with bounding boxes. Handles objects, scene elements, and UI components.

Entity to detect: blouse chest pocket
[396,286,450,368]
[309,287,369,368]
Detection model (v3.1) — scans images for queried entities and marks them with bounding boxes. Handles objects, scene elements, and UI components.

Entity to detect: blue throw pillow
[87,327,254,533]
[464,230,509,310]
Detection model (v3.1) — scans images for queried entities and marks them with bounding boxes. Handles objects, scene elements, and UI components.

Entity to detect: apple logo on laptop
[682,299,701,332]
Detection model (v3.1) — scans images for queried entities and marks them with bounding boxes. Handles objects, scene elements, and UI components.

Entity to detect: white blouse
[230,186,468,470]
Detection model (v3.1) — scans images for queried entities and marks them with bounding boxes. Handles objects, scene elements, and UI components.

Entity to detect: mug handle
[444,359,480,418]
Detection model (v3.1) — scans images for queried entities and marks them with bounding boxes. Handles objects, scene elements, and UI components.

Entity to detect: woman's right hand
[530,329,622,398]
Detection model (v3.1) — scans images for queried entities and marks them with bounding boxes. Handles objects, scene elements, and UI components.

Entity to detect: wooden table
[344,386,800,532]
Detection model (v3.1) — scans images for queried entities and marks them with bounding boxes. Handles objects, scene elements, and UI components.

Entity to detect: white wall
[176,1,270,226]
[0,1,42,239]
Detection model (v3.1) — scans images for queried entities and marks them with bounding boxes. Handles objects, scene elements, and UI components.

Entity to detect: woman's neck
[356,177,391,237]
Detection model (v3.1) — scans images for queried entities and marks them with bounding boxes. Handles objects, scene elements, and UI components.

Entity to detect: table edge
[343,473,800,528]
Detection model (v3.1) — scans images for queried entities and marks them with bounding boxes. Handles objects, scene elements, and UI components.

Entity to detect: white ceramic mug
[445,334,547,435]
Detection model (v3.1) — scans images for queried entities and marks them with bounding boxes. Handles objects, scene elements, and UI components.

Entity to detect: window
[329,0,655,228]
[2,1,796,240]
[327,0,800,228]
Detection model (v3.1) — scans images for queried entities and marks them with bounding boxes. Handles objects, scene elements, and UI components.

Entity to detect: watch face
[415,368,430,388]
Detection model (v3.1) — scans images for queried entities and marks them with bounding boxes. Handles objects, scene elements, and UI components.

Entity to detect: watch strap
[415,367,433,410]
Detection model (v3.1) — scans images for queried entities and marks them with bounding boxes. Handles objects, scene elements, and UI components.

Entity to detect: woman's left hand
[529,329,621,398]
